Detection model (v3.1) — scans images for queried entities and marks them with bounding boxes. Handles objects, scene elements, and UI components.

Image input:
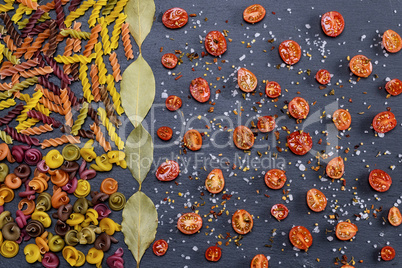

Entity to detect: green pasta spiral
[71,102,89,136]
[0,163,9,183]
[102,0,117,15]
[62,144,81,161]
[36,192,52,212]
[0,130,13,144]
[108,192,126,211]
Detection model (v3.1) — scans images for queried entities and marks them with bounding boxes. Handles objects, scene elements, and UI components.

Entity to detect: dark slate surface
[1,0,402,267]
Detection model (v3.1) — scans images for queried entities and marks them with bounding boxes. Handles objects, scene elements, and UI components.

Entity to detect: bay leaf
[124,0,155,51]
[122,191,158,267]
[125,123,153,187]
[121,54,155,128]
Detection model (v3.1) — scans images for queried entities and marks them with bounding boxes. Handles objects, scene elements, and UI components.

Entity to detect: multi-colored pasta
[4,126,40,146]
[97,107,124,150]
[90,64,100,102]
[30,20,51,35]
[54,54,95,64]
[45,20,58,57]
[102,0,116,16]
[98,17,111,55]
[108,52,122,82]
[43,55,72,85]
[106,75,124,115]
[60,88,73,127]
[11,4,31,23]
[94,43,107,84]
[20,66,53,78]
[99,85,121,127]
[83,23,101,57]
[18,0,38,10]
[39,97,64,115]
[3,47,20,64]
[15,118,39,132]
[25,29,50,60]
[104,0,128,25]
[17,90,43,122]
[0,58,38,78]
[110,13,127,50]
[61,125,95,140]
[11,76,38,92]
[0,130,13,144]
[0,99,17,111]
[36,84,62,106]
[60,28,91,40]
[20,8,45,37]
[88,0,106,28]
[3,35,17,51]
[18,92,51,117]
[41,135,81,149]
[18,12,51,30]
[14,36,33,58]
[0,13,22,46]
[79,63,94,103]
[0,83,12,91]
[71,102,88,135]
[64,0,96,28]
[11,73,20,86]
[20,124,53,136]
[90,123,111,152]
[0,103,23,127]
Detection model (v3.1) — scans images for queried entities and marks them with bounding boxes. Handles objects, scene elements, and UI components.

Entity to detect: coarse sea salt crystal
[192,246,198,251]
[327,236,334,241]
[239,55,246,61]
[299,164,306,171]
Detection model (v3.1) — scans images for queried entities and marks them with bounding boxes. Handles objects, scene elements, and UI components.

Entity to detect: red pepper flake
[175,75,183,80]
[160,47,163,52]
[222,194,232,200]
[225,20,228,23]
[348,98,353,103]
[271,46,275,51]
[191,67,195,71]
[189,13,197,17]
[218,66,222,71]
[272,11,276,15]
[201,51,206,57]
[264,194,270,198]
[318,138,322,145]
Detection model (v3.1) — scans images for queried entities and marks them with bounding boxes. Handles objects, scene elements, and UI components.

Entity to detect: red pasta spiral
[27,110,62,128]
[0,103,24,126]
[4,126,40,146]
[0,13,22,46]
[21,8,46,38]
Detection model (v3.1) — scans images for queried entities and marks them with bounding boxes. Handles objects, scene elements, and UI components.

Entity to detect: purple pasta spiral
[68,0,82,11]
[26,110,62,128]
[93,203,111,220]
[106,248,124,268]
[18,181,36,200]
[36,160,49,173]
[0,103,24,126]
[38,76,61,95]
[16,229,31,244]
[61,177,78,194]
[4,126,40,146]
[21,8,45,38]
[42,252,60,268]
[0,13,22,46]
[30,20,51,35]
[54,0,66,29]
[24,148,42,165]
[43,55,73,85]
[11,144,31,163]
[79,160,97,180]
[0,206,3,214]
[14,164,31,181]
[45,20,57,57]
[15,210,30,229]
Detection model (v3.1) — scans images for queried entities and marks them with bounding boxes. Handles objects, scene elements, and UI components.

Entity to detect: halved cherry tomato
[205,31,227,56]
[271,204,289,221]
[279,40,301,65]
[335,222,358,241]
[369,169,392,192]
[341,266,355,268]
[326,156,344,179]
[183,129,202,151]
[316,69,331,85]
[153,239,168,256]
[332,109,352,130]
[257,116,275,133]
[385,79,402,96]
[233,126,255,150]
[156,160,180,182]
[381,246,396,261]
[232,209,253,235]
[265,81,281,98]
[289,226,312,251]
[243,4,266,24]
[321,11,345,37]
[288,97,309,119]
[162,7,188,29]
[205,245,222,262]
[157,126,173,141]
[205,169,225,194]
[306,188,327,212]
[383,29,402,53]
[165,95,182,111]
[264,169,286,190]
[190,77,210,103]
[161,53,178,69]
[388,207,402,227]
[177,213,202,235]
[349,55,372,78]
[250,254,268,268]
[238,68,258,93]
[287,131,313,156]
[372,111,397,133]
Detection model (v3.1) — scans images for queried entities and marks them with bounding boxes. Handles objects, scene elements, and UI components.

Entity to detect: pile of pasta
[0,142,126,267]
[0,0,134,152]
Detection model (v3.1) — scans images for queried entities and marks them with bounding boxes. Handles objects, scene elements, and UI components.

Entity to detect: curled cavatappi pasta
[0,240,19,258]
[95,232,118,252]
[0,211,13,229]
[2,222,20,241]
[31,211,52,228]
[80,140,96,162]
[28,173,49,193]
[109,192,126,211]
[78,226,96,244]
[36,192,52,212]
[65,230,79,246]
[0,186,14,206]
[24,243,42,263]
[62,246,85,266]
[62,144,81,161]
[74,179,91,198]
[48,234,65,252]
[0,163,9,182]
[18,198,35,216]
[90,154,113,172]
[100,177,118,195]
[4,173,21,189]
[93,203,111,220]
[0,143,14,163]
[48,169,69,187]
[25,220,45,238]
[45,149,64,169]
[86,247,104,268]
[73,197,88,214]
[66,213,85,227]
[81,208,98,227]
[99,218,121,236]
[54,220,70,237]
[51,187,70,209]
[35,231,49,254]
[53,204,73,222]
[42,252,60,268]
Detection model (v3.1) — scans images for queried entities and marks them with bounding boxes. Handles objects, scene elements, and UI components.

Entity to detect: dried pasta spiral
[20,66,53,78]
[64,0,96,28]
[79,63,94,103]
[0,130,13,144]
[108,52,122,82]
[54,54,95,64]
[20,124,53,136]
[71,102,88,135]
[94,43,107,84]
[25,29,50,60]
[98,17,111,55]
[97,107,124,150]
[110,13,126,50]
[60,28,91,40]
[0,99,17,111]
[19,0,38,10]
[90,64,100,102]
[41,135,81,149]
[60,88,73,127]
[14,36,33,58]
[90,123,111,152]
[83,24,101,57]
[106,75,124,115]
[104,0,128,25]
[88,0,106,28]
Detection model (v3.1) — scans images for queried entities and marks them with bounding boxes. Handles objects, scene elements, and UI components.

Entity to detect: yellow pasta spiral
[88,0,106,28]
[0,99,16,111]
[64,0,96,28]
[97,107,124,150]
[98,17,111,55]
[79,63,94,103]
[110,13,127,50]
[106,75,124,115]
[94,43,107,85]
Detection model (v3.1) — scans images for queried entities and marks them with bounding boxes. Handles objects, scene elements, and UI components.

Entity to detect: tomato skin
[335,222,358,241]
[264,169,286,190]
[372,111,397,133]
[153,239,168,256]
[316,69,331,84]
[306,188,327,212]
[326,156,344,179]
[165,95,182,111]
[381,246,396,261]
[279,40,301,65]
[271,204,289,221]
[205,245,222,262]
[369,169,392,192]
[156,160,180,182]
[332,109,351,130]
[385,79,402,96]
[238,68,258,93]
[162,7,188,29]
[265,81,281,98]
[250,254,269,268]
[288,97,310,119]
[157,126,173,141]
[257,116,275,133]
[349,55,372,78]
[233,126,255,150]
[243,4,266,24]
[232,209,253,235]
[287,131,313,156]
[341,266,355,268]
[189,77,210,103]
[321,11,345,37]
[205,31,227,56]
[388,207,402,227]
[161,53,178,69]
[183,129,202,151]
[383,29,402,53]
[289,226,313,251]
[177,213,203,235]
[205,169,225,194]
